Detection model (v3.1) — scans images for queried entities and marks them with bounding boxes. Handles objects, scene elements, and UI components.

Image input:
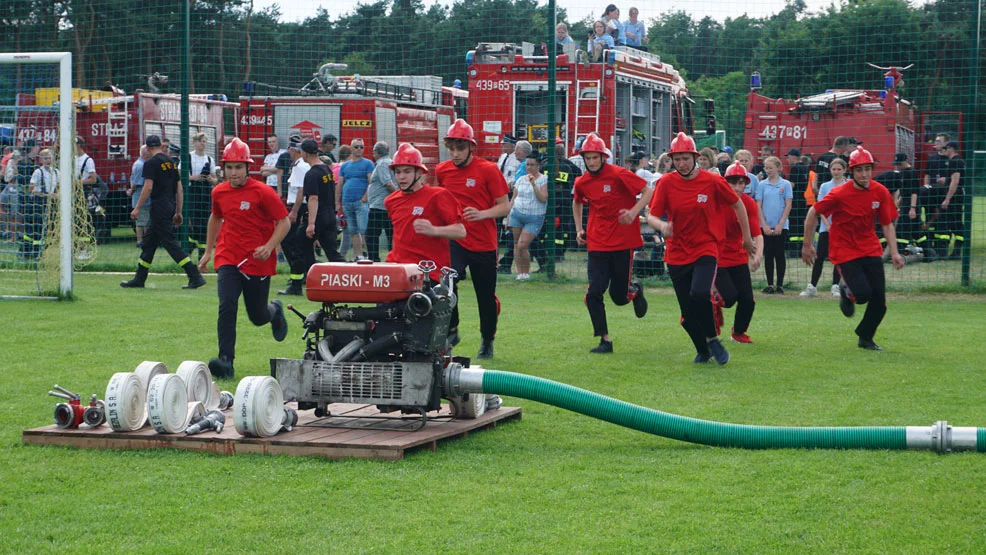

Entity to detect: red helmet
[724,161,751,183]
[848,145,875,169]
[390,143,428,173]
[446,119,476,145]
[580,133,610,157]
[222,137,251,164]
[669,132,698,156]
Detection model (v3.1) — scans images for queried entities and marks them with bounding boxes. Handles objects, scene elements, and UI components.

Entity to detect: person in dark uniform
[120,135,206,289]
[814,136,851,188]
[785,148,810,256]
[553,138,582,253]
[919,134,949,254]
[875,153,920,252]
[938,141,967,259]
[319,134,338,165]
[197,138,290,379]
[278,136,311,296]
[573,133,650,354]
[802,146,904,351]
[300,139,346,264]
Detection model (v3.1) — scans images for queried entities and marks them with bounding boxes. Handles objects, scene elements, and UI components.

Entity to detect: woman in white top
[800,157,847,297]
[629,152,658,187]
[508,152,548,280]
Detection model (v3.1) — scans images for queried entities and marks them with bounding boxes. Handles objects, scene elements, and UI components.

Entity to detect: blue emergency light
[750,71,762,91]
[884,75,895,89]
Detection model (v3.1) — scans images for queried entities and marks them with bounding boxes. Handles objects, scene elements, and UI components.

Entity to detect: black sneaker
[693,352,712,364]
[590,339,613,354]
[208,357,235,379]
[839,280,855,318]
[858,338,883,351]
[775,286,784,295]
[183,275,207,289]
[270,300,288,342]
[120,279,144,288]
[708,338,730,365]
[477,339,494,360]
[762,285,775,294]
[630,280,648,318]
[278,281,304,296]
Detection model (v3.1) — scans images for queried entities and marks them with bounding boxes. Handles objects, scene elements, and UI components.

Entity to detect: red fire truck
[16,89,240,225]
[465,42,693,163]
[238,72,464,178]
[742,68,963,173]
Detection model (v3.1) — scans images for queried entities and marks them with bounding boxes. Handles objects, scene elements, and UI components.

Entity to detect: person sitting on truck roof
[588,20,615,62]
[602,5,626,46]
[624,7,648,50]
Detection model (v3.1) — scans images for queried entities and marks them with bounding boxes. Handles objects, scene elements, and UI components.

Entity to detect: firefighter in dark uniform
[121,135,206,289]
[553,137,582,253]
[938,141,967,260]
[300,139,346,264]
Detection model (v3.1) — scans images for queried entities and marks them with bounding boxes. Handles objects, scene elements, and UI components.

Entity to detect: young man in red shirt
[197,138,291,378]
[802,146,904,351]
[572,133,651,354]
[435,120,511,359]
[648,133,754,365]
[716,162,764,344]
[385,143,466,283]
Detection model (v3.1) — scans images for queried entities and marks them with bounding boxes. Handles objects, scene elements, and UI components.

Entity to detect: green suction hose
[444,366,984,453]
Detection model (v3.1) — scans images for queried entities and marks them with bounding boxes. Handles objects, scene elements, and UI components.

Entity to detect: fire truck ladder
[106,96,129,159]
[574,78,602,138]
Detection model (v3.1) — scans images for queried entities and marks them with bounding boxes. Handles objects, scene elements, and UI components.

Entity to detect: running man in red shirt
[648,133,754,365]
[435,119,511,359]
[197,138,291,379]
[385,143,465,283]
[572,133,651,354]
[802,146,904,351]
[716,162,764,344]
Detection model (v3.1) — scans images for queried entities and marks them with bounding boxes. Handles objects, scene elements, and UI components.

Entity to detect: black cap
[145,135,162,147]
[167,144,181,155]
[300,138,319,154]
[288,135,303,149]
[945,140,959,150]
[502,134,518,145]
[892,152,908,165]
[786,148,801,157]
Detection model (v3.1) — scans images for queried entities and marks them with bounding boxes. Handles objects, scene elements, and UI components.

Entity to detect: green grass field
[2,273,986,552]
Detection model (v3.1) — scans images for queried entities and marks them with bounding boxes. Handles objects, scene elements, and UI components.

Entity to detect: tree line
[0,0,981,148]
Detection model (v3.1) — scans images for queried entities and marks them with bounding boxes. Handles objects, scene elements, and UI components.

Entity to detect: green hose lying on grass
[445,366,984,453]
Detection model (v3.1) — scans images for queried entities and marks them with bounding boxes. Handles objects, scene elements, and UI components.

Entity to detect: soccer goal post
[0,52,74,299]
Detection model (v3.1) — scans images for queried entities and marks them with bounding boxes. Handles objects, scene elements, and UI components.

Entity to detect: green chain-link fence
[1,0,983,296]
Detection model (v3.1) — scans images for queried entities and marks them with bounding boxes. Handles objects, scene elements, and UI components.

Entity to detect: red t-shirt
[385,185,463,281]
[435,157,509,252]
[718,193,762,268]
[572,164,647,252]
[812,180,897,265]
[648,170,740,265]
[211,177,289,276]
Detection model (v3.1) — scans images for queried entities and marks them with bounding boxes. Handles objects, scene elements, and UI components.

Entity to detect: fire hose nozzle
[48,391,74,400]
[184,410,226,435]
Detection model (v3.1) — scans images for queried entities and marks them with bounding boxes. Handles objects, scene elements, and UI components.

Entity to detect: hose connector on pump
[907,421,979,453]
[443,363,486,399]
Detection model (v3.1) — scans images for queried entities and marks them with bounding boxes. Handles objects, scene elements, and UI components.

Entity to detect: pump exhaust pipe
[443,366,986,453]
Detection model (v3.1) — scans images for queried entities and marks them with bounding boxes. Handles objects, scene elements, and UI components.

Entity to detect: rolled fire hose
[146,374,206,434]
[234,376,295,437]
[444,367,986,453]
[175,360,222,410]
[105,371,151,432]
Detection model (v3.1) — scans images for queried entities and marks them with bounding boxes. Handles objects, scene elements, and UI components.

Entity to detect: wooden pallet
[22,403,521,461]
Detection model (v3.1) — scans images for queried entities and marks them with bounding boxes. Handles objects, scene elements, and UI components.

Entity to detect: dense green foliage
[1,0,981,145]
[2,274,986,551]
